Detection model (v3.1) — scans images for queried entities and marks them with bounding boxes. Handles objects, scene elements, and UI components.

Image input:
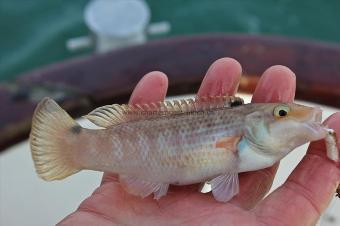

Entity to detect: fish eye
[273,105,290,117]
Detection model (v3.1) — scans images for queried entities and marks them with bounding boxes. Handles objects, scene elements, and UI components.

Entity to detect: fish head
[244,103,326,156]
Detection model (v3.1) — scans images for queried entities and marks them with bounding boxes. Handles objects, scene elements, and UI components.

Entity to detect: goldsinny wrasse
[29,96,339,202]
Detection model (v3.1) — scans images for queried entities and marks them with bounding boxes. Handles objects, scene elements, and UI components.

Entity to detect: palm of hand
[59,58,340,226]
[63,179,259,226]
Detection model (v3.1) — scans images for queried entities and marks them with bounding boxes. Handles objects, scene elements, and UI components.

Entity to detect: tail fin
[30,98,81,181]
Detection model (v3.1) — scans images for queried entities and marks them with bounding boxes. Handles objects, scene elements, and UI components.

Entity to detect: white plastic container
[67,0,170,53]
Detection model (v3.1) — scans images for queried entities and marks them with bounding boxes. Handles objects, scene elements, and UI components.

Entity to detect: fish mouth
[301,106,324,140]
[303,122,327,141]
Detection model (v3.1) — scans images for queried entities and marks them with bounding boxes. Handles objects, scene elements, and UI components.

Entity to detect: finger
[254,113,340,226]
[197,57,242,97]
[164,58,242,194]
[307,112,340,159]
[252,65,296,103]
[129,71,169,104]
[101,71,168,184]
[231,65,296,209]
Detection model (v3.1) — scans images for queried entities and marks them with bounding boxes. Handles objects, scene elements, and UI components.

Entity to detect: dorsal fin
[84,96,244,128]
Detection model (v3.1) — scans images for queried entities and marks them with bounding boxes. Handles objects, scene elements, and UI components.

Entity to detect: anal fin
[210,173,239,202]
[154,184,169,200]
[120,175,169,200]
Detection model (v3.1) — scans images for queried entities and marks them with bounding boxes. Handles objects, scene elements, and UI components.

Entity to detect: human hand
[58,58,340,226]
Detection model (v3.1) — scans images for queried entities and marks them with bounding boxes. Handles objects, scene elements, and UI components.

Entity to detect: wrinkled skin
[58,58,340,226]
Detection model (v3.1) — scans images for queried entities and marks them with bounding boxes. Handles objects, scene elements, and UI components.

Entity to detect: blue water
[0,0,339,81]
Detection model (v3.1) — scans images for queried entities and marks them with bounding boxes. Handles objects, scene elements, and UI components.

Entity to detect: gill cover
[243,111,273,153]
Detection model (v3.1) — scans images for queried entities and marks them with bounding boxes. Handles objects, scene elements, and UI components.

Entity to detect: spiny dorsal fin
[84,96,244,128]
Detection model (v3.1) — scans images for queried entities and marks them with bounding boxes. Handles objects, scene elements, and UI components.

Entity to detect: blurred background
[1,0,340,81]
[0,0,339,225]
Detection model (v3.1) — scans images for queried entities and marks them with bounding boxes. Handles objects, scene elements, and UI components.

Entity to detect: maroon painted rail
[1,34,340,151]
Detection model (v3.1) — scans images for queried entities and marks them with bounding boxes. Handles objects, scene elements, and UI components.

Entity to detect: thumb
[254,112,340,226]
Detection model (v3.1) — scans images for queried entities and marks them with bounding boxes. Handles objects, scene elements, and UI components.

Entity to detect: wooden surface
[1,34,340,151]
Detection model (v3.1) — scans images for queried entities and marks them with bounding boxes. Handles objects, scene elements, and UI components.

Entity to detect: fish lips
[300,106,325,141]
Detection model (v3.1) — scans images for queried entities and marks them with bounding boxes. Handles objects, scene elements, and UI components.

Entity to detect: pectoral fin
[210,173,239,202]
[215,136,240,152]
[119,175,169,200]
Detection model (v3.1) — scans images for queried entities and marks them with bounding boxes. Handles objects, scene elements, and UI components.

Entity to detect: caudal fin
[30,98,81,181]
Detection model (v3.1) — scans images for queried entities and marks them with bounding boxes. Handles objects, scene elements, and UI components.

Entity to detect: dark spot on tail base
[230,99,243,107]
[70,125,82,134]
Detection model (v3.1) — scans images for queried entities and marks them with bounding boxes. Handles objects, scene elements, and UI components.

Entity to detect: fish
[29,96,339,202]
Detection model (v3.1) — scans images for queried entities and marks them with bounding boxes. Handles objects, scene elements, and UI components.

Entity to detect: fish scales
[84,107,246,184]
[29,96,339,202]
